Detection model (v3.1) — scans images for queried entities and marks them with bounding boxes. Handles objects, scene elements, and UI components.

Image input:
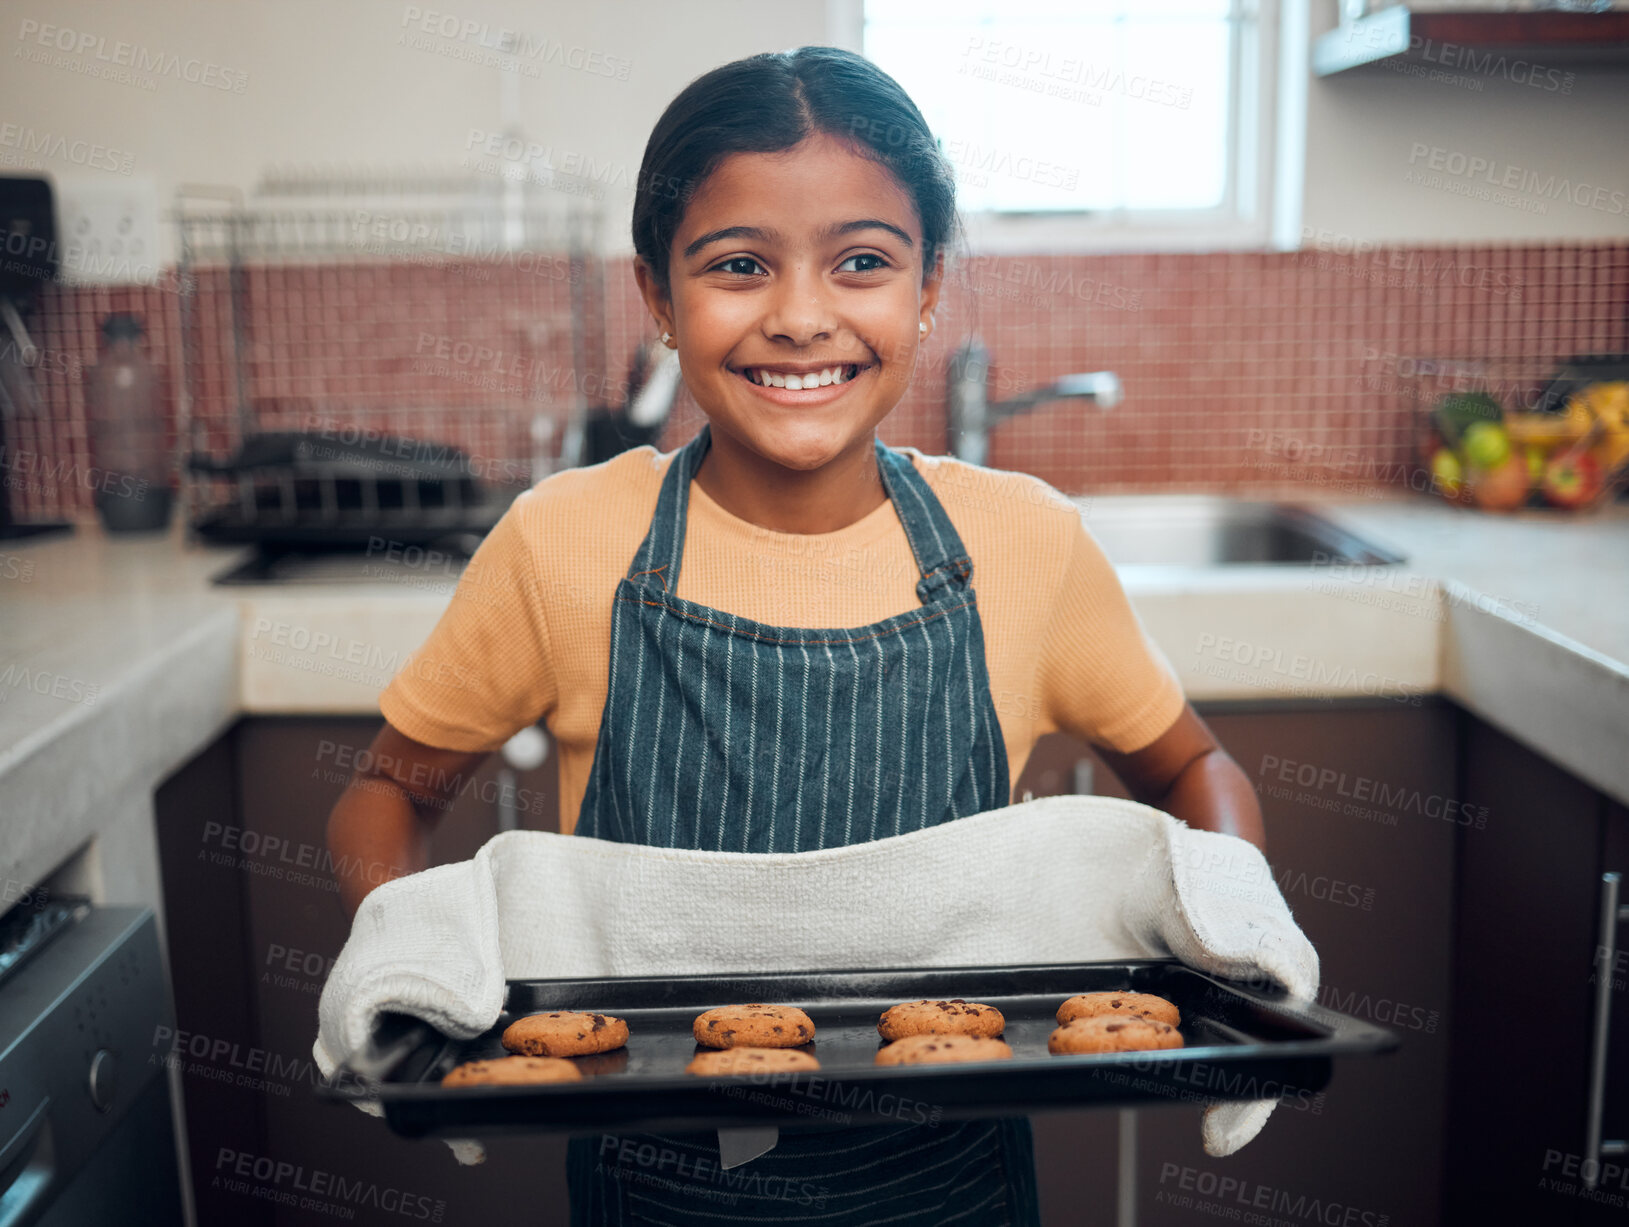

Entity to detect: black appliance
[0,904,184,1225]
[192,429,514,585]
[0,174,73,541]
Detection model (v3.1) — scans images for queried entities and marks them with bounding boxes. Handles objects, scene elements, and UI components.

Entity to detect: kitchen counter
[2,493,1626,904]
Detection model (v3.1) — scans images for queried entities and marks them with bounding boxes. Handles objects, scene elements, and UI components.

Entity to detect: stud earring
[660,331,674,347]
[919,322,928,336]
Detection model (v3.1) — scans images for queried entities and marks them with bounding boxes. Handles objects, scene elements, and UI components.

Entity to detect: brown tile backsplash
[5,243,1626,521]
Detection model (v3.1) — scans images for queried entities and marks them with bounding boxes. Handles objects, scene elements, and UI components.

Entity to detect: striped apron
[566,423,1039,1225]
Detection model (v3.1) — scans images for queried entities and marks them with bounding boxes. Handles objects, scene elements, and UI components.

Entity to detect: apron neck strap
[626,423,975,602]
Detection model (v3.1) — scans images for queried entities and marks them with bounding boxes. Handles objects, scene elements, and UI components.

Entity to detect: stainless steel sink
[1074,496,1406,567]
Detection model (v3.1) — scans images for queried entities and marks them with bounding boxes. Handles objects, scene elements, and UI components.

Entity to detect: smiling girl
[327,44,1265,1226]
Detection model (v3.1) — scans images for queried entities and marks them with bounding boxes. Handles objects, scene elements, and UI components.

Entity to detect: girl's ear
[919,248,946,332]
[633,257,675,339]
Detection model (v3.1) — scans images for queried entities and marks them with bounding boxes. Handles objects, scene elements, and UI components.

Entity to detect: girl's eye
[839,253,888,274]
[713,256,765,277]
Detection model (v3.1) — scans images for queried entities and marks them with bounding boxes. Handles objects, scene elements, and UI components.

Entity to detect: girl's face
[636,130,941,477]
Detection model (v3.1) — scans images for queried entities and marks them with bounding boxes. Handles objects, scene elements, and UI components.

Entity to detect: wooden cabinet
[1444,721,1622,1225]
[153,703,1624,1226]
[1017,699,1459,1227]
[155,716,565,1227]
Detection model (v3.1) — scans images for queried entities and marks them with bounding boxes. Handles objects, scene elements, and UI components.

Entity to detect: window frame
[839,0,1284,252]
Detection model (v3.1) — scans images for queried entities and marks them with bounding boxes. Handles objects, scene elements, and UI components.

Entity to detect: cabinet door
[1597,801,1629,1202]
[1013,733,1142,1226]
[1446,717,1606,1225]
[1015,701,1458,1226]
[159,717,569,1227]
[154,723,273,1227]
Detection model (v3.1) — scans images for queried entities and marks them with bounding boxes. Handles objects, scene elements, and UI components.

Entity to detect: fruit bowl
[1415,377,1629,514]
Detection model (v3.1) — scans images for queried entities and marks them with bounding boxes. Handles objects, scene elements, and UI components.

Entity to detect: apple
[1463,421,1511,470]
[1543,451,1603,509]
[1429,448,1464,499]
[1469,452,1530,512]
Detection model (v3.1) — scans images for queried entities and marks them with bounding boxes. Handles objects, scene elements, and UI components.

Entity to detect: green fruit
[1434,392,1503,445]
[1430,448,1463,497]
[1525,446,1546,485]
[1463,420,1511,470]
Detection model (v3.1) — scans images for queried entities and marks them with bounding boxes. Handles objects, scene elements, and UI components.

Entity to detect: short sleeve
[1036,517,1186,754]
[378,494,557,752]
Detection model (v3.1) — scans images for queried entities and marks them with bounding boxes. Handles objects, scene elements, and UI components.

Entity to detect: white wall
[1299,0,1629,243]
[4,0,1626,266]
[0,0,836,269]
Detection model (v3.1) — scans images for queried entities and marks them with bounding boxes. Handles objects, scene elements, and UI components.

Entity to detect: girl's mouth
[730,362,875,406]
[734,363,868,389]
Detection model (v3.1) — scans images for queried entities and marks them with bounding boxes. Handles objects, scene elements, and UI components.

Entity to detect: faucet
[946,336,1122,467]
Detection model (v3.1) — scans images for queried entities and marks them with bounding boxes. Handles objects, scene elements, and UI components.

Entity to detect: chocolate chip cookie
[501,1011,629,1057]
[878,999,1006,1041]
[692,1004,816,1049]
[686,1047,821,1075]
[441,1056,584,1086]
[1047,1016,1184,1054]
[873,1034,1013,1066]
[1055,991,1181,1028]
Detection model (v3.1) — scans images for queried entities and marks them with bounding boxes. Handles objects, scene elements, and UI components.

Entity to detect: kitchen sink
[1074,496,1406,567]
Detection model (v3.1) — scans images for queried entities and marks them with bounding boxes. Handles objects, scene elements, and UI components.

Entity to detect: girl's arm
[1093,704,1267,852]
[325,721,490,918]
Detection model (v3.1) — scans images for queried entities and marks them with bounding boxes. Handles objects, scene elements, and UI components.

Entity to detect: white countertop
[3,492,1626,900]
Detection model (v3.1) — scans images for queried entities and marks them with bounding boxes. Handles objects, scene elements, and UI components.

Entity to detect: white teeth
[744,365,860,388]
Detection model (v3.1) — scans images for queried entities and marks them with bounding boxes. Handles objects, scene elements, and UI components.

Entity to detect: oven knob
[88,1048,118,1112]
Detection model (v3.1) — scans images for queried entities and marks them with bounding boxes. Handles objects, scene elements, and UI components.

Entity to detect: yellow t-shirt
[379,442,1186,834]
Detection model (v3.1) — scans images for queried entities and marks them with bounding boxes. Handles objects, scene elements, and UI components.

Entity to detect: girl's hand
[1093,704,1267,851]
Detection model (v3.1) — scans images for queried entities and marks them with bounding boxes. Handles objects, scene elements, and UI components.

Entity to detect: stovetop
[211,543,477,587]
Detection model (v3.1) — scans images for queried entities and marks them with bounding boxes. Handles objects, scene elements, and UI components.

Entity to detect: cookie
[441,1056,584,1086]
[501,1011,628,1057]
[686,1047,821,1075]
[692,1004,815,1049]
[1056,992,1181,1028]
[878,999,1005,1041]
[1047,1017,1184,1055]
[874,1034,1013,1066]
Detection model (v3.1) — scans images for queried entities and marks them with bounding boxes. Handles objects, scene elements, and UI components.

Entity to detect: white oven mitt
[314,794,1318,1166]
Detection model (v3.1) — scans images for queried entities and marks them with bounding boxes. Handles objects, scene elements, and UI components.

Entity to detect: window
[861,0,1279,249]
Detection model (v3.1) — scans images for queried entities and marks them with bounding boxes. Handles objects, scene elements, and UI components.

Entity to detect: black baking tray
[317,959,1398,1139]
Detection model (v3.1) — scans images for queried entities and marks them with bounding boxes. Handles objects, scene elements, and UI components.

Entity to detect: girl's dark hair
[632,46,959,297]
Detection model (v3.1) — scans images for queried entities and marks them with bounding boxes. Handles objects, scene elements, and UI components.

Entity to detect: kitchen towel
[314,793,1319,1165]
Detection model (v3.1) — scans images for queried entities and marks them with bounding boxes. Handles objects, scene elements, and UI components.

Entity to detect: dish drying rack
[170,170,606,534]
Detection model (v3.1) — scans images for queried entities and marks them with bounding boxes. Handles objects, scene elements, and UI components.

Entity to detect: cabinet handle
[1585,872,1628,1188]
[496,727,549,833]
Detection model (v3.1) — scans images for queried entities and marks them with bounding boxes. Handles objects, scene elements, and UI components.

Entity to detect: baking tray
[317,959,1398,1138]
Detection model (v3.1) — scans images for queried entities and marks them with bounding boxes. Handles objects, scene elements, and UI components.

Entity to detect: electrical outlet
[54,176,162,286]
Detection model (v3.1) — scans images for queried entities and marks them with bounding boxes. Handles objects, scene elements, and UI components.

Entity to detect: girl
[327,45,1265,1227]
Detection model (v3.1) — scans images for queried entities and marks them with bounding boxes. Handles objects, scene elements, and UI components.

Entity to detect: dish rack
[170,172,606,539]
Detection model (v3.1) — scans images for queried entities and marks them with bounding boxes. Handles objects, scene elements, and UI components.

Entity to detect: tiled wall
[6,243,1627,521]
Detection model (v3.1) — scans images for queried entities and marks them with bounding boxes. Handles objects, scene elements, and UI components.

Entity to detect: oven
[0,905,185,1226]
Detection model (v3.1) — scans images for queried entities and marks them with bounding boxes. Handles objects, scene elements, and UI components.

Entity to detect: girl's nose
[759,264,837,346]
